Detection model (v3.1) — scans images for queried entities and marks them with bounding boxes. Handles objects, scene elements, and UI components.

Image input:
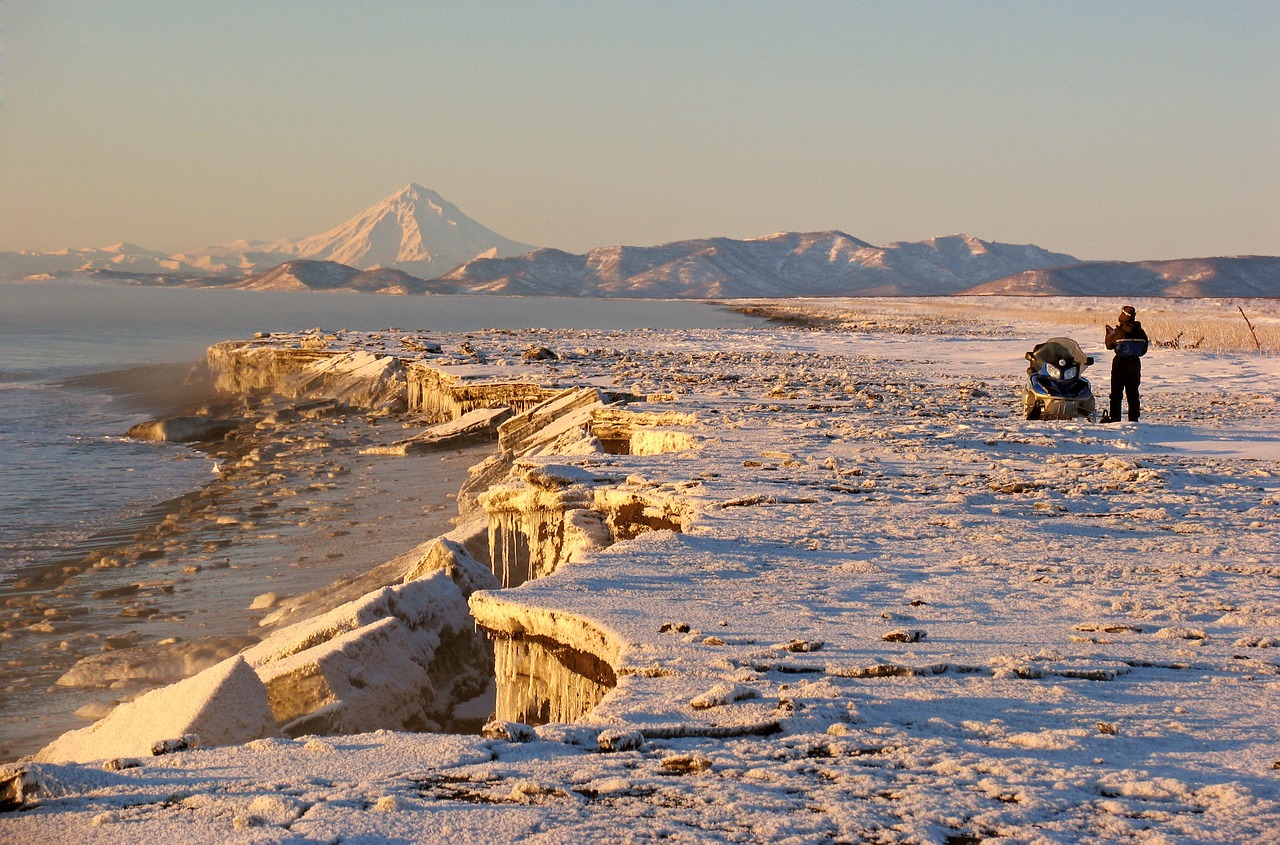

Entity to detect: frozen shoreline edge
[5,304,1274,845]
[1,356,486,762]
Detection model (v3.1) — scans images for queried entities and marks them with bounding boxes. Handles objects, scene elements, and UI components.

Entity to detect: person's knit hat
[1120,305,1136,320]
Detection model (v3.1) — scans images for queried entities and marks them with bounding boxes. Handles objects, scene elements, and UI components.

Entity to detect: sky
[0,1,1276,262]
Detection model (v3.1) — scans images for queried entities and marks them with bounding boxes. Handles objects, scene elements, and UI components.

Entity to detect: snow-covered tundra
[3,298,1278,844]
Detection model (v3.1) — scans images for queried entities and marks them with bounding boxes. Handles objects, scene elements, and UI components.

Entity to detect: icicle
[489,635,613,725]
[501,513,512,588]
[505,511,517,588]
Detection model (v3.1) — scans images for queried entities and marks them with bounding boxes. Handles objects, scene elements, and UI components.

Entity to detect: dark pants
[1110,357,1141,421]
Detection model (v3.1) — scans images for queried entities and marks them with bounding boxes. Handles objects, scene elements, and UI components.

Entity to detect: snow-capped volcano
[0,185,535,280]
[270,184,534,276]
[153,184,536,278]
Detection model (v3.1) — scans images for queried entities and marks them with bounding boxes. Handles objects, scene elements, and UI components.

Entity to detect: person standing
[1103,305,1149,422]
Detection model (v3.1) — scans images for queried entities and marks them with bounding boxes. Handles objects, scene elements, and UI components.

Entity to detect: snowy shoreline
[0,363,489,762]
[3,298,1279,843]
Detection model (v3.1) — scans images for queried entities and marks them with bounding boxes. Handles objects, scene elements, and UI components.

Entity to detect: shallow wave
[0,379,213,576]
[59,360,216,416]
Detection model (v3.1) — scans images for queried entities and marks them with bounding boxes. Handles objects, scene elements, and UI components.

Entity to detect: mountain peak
[921,234,990,256]
[391,183,443,205]
[274,185,534,276]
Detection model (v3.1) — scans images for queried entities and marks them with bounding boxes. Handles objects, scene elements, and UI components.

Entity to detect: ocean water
[0,280,757,582]
[0,279,766,761]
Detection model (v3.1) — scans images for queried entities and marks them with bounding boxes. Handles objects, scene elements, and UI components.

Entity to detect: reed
[740,297,1280,355]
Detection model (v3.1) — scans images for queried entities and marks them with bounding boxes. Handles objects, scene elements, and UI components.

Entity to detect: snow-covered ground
[4,298,1278,844]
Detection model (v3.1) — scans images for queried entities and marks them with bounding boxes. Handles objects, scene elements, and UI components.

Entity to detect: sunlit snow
[3,297,1278,844]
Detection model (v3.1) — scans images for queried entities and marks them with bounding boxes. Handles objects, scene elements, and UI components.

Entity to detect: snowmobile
[1021,337,1096,421]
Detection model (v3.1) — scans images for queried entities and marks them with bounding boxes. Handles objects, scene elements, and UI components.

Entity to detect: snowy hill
[231,260,435,294]
[966,256,1280,298]
[439,231,1082,297]
[0,243,200,278]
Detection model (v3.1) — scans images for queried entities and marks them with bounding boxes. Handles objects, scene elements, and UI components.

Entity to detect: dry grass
[732,297,1280,355]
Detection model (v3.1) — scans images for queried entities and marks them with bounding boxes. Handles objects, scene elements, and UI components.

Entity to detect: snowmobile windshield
[1030,337,1090,374]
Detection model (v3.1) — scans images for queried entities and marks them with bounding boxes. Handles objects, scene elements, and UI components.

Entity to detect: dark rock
[0,766,36,812]
[521,345,558,362]
[127,415,239,443]
[151,734,200,756]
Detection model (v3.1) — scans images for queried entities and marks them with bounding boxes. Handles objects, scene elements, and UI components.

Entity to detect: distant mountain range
[435,232,1081,297]
[0,185,533,281]
[966,256,1280,298]
[3,185,1276,298]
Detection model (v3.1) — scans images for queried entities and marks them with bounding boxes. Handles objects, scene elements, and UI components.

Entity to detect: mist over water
[0,280,757,578]
[0,380,210,573]
[1,280,758,374]
[0,280,762,759]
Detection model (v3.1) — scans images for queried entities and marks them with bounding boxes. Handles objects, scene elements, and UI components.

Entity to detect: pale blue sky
[1,1,1276,260]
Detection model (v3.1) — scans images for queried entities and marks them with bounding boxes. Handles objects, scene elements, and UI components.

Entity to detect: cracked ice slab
[209,319,1280,747]
[192,319,1280,750]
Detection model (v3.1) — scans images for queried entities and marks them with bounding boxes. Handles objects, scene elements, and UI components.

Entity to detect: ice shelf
[10,307,1280,840]
[39,322,1280,762]
[203,329,742,737]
